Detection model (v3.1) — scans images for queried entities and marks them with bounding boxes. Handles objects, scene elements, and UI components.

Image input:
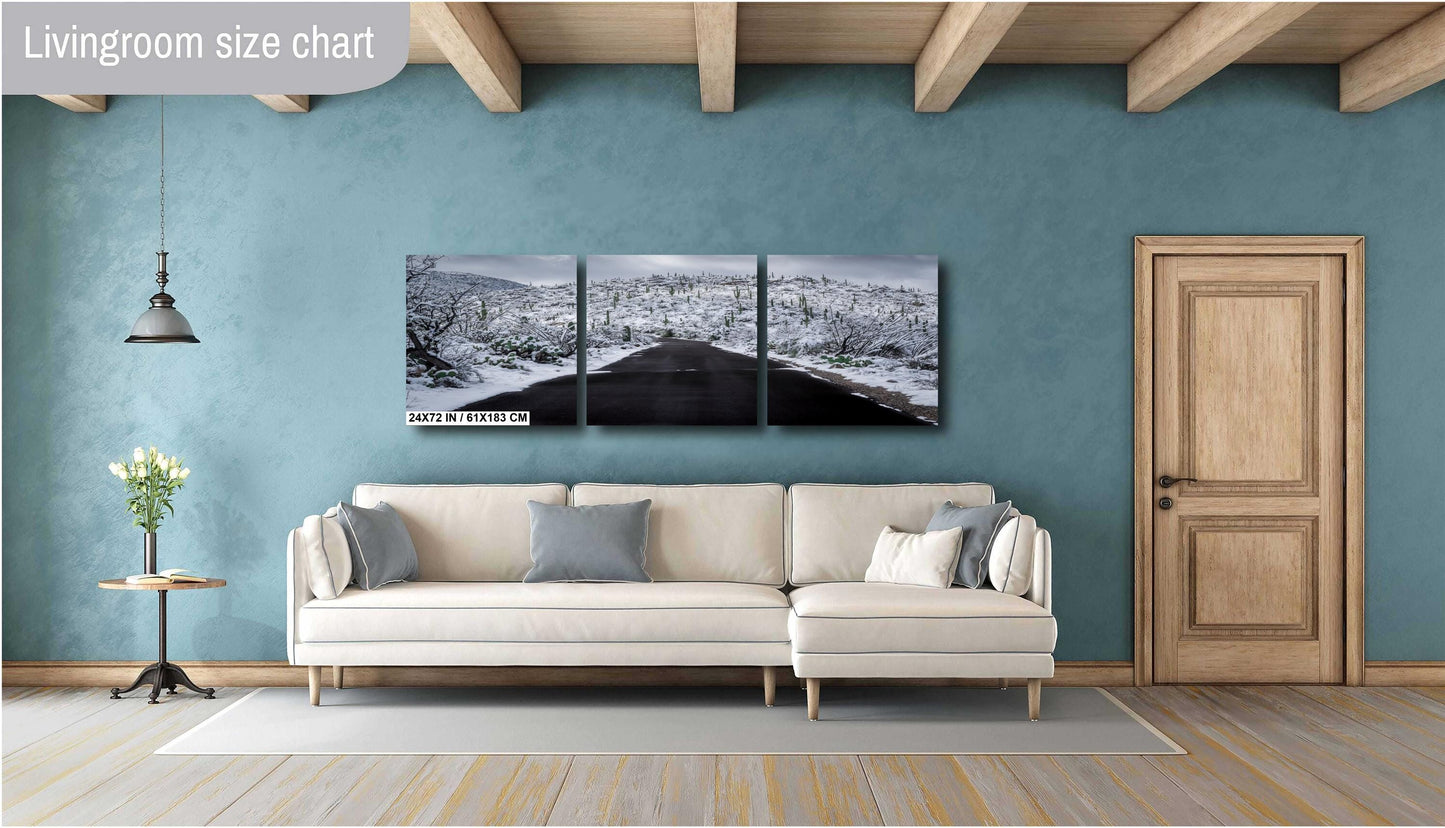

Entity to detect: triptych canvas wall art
[405,254,937,427]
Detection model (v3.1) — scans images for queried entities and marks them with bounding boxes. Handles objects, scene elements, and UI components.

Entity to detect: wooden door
[1152,253,1345,684]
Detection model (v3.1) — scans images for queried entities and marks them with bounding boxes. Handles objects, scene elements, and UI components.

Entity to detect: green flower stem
[113,450,189,533]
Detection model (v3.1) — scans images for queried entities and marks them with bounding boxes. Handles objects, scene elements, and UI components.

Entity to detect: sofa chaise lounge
[288,483,1054,720]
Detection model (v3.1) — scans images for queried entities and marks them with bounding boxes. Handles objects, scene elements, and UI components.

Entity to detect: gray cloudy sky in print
[587,255,757,281]
[767,255,937,290]
[433,255,576,286]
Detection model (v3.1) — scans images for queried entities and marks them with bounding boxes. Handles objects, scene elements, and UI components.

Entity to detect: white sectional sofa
[288,483,1054,720]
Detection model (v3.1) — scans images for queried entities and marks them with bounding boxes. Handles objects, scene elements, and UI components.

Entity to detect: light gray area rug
[158,685,1182,755]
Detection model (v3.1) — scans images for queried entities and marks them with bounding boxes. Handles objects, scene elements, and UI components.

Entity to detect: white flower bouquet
[109,446,191,532]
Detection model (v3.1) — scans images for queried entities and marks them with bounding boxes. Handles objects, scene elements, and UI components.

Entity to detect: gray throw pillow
[926,500,1013,588]
[335,501,420,590]
[525,500,652,583]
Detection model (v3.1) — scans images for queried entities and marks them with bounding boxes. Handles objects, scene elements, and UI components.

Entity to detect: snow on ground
[586,270,756,362]
[405,357,577,410]
[710,339,761,359]
[910,389,939,408]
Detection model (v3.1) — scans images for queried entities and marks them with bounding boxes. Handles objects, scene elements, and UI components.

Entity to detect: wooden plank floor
[4,685,1443,825]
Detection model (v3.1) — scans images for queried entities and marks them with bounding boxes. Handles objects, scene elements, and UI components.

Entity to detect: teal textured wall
[4,64,1443,663]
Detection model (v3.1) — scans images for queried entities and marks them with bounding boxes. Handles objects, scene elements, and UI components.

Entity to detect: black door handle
[1158,475,1199,488]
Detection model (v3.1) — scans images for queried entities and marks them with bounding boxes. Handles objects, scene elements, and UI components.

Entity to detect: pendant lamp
[126,96,198,344]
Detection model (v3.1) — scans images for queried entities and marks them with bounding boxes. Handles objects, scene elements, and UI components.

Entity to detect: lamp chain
[159,95,166,254]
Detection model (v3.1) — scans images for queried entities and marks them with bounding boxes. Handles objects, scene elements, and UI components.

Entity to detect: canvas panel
[766,255,938,426]
[404,255,579,426]
[585,255,758,426]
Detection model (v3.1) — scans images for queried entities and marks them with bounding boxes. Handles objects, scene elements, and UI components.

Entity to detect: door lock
[1158,475,1199,488]
[1158,496,1173,510]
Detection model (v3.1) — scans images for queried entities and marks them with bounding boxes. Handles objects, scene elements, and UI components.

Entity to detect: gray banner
[3,2,410,94]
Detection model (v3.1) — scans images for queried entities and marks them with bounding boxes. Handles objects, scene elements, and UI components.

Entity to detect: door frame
[1133,236,1365,687]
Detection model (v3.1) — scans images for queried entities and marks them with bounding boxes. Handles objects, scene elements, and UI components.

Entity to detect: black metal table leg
[149,661,165,703]
[162,662,215,698]
[111,663,160,698]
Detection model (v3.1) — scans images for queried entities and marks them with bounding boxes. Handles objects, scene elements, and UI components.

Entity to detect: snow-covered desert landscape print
[766,255,938,426]
[405,254,578,425]
[585,255,757,425]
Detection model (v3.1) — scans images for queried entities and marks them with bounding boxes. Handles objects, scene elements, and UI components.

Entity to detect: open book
[124,568,207,585]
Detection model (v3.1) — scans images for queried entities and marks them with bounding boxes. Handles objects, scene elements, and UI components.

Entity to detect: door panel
[1189,521,1313,629]
[1153,254,1344,684]
[1191,291,1311,486]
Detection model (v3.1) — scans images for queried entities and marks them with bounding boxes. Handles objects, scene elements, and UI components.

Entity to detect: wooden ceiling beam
[39,95,106,113]
[254,95,311,113]
[1127,2,1316,112]
[695,3,738,112]
[1339,6,1445,112]
[915,3,1028,112]
[414,2,522,112]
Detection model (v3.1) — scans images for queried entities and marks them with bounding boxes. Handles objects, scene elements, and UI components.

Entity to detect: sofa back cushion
[571,484,786,586]
[351,483,567,581]
[789,483,995,585]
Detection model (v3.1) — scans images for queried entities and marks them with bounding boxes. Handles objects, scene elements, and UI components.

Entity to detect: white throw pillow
[864,526,963,589]
[988,514,1036,596]
[298,508,352,599]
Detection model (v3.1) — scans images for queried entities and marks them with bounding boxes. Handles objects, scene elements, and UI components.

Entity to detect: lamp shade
[126,252,198,343]
[126,301,198,343]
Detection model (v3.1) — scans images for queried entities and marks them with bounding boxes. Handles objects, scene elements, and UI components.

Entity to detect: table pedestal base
[110,661,215,704]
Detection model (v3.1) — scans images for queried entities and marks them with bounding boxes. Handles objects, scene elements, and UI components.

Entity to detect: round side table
[98,578,227,704]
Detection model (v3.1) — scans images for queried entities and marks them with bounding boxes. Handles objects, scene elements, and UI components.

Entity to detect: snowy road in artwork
[457,338,930,426]
[586,339,757,425]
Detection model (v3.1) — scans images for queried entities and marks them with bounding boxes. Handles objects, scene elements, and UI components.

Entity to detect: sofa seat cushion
[298,581,790,645]
[788,582,1056,655]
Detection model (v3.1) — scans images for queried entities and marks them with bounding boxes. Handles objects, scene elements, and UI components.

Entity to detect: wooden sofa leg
[1028,678,1041,721]
[806,678,820,721]
[763,666,776,707]
[333,666,344,690]
[309,666,322,706]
